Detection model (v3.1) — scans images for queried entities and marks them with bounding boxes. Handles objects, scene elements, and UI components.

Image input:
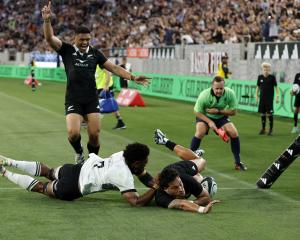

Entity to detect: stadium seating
[1,0,300,52]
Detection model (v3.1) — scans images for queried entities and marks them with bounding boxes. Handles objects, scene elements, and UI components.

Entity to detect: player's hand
[42,1,52,20]
[133,76,151,86]
[206,108,218,114]
[203,200,220,214]
[208,121,217,131]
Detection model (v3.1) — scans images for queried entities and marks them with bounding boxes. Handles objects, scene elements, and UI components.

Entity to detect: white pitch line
[0,91,299,204]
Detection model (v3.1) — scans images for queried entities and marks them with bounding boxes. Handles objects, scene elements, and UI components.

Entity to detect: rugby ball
[292,84,300,94]
[201,176,217,198]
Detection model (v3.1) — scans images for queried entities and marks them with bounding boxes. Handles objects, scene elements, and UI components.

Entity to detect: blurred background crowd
[1,0,300,52]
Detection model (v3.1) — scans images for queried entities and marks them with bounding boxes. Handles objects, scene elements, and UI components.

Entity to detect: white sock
[10,160,41,176]
[4,170,39,191]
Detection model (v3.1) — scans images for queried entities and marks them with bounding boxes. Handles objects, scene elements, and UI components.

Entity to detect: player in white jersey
[0,143,157,206]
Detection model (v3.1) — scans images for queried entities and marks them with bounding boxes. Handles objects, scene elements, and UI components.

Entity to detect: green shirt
[194,87,237,119]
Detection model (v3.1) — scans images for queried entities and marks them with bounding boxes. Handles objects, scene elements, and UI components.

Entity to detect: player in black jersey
[255,63,279,136]
[291,73,300,133]
[42,2,150,163]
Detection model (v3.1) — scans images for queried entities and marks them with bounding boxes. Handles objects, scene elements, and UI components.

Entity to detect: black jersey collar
[73,45,90,55]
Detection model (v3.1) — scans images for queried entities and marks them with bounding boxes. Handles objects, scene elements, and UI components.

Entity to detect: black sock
[165,140,176,151]
[69,135,83,154]
[261,115,266,130]
[294,113,298,127]
[190,136,201,151]
[268,115,273,131]
[230,137,241,164]
[87,142,100,154]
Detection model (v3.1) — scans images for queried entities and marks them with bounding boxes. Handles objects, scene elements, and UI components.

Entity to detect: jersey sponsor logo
[75,62,89,67]
[67,105,74,112]
[191,166,196,171]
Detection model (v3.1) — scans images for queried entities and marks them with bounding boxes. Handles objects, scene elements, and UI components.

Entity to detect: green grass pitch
[0,78,299,240]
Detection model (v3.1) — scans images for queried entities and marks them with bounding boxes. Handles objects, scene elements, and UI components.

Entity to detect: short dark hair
[123,142,149,165]
[159,167,179,189]
[75,25,91,34]
[212,76,224,83]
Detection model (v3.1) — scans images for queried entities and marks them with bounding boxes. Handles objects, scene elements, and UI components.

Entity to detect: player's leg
[190,120,208,151]
[66,113,84,163]
[265,100,274,135]
[0,154,58,180]
[86,112,100,154]
[0,161,55,197]
[112,111,126,130]
[154,129,206,172]
[222,122,247,171]
[258,100,266,134]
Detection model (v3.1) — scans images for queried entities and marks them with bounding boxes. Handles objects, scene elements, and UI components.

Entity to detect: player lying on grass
[0,143,157,207]
[154,129,220,214]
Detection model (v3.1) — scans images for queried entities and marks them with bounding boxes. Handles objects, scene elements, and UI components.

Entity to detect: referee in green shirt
[190,76,247,171]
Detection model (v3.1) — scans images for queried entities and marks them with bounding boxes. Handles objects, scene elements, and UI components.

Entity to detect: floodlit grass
[0,78,299,240]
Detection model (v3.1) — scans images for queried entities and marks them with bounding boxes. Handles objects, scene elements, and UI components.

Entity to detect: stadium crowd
[1,0,300,52]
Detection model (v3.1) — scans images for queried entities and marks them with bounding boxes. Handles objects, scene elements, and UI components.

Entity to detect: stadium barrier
[0,65,294,118]
[0,65,66,82]
[114,73,294,118]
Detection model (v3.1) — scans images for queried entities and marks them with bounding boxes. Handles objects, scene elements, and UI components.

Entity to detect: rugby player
[154,129,220,213]
[189,76,247,171]
[0,143,157,206]
[41,2,149,163]
[255,62,279,136]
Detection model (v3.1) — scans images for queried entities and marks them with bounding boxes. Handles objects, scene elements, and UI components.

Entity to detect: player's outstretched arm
[122,187,157,207]
[168,199,218,214]
[192,188,211,206]
[41,1,62,51]
[103,60,151,86]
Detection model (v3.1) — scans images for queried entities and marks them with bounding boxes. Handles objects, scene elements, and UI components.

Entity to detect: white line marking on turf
[0,91,299,204]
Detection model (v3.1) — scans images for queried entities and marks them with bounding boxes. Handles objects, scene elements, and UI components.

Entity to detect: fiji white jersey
[78,152,136,195]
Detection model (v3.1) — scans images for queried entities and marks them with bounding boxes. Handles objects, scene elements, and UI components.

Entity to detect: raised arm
[41,1,62,51]
[103,60,151,86]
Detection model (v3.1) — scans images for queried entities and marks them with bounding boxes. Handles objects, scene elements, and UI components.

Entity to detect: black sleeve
[56,41,69,56]
[155,189,175,208]
[138,171,154,188]
[96,49,108,67]
[181,174,203,198]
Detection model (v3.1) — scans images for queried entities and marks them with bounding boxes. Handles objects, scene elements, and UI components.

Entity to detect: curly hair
[123,142,149,165]
[159,167,179,189]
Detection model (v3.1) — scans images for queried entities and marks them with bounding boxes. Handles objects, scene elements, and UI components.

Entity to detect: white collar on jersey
[73,45,90,55]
